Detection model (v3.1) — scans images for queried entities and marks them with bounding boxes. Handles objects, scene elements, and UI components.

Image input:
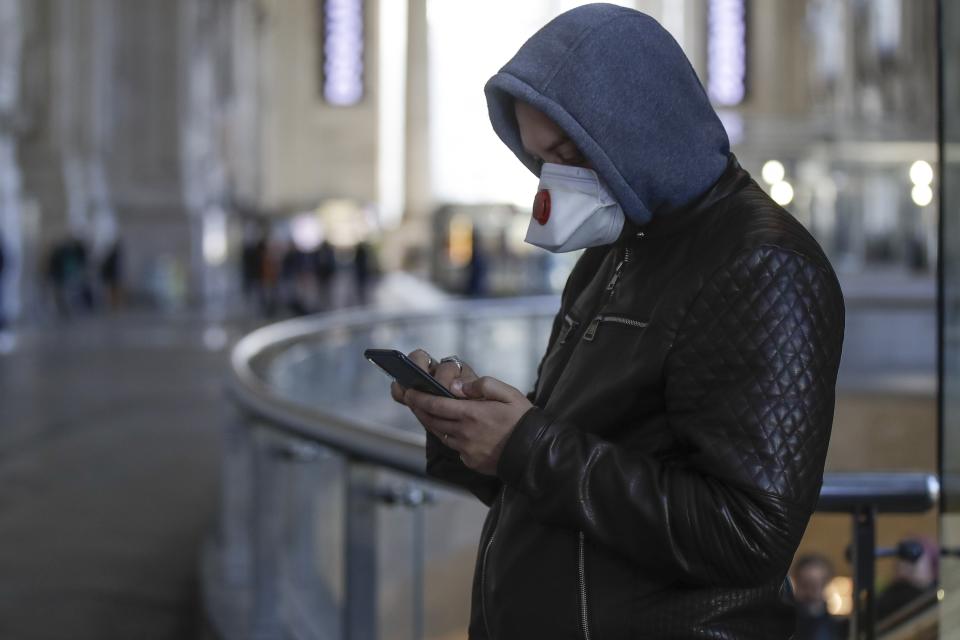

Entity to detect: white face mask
[524,162,626,253]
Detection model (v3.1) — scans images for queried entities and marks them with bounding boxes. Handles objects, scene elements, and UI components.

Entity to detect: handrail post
[345,462,378,640]
[250,429,283,640]
[850,504,877,640]
[412,487,426,640]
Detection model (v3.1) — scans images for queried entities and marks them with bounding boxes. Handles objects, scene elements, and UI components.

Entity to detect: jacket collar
[616,153,751,244]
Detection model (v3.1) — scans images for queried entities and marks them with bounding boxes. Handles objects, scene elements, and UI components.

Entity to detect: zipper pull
[605,260,624,291]
[583,316,602,342]
[557,314,579,344]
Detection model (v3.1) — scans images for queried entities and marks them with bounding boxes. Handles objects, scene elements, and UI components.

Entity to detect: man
[793,554,842,640]
[390,4,845,638]
[0,232,5,330]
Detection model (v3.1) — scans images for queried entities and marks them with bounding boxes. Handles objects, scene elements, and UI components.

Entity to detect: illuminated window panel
[321,0,365,106]
[707,0,747,107]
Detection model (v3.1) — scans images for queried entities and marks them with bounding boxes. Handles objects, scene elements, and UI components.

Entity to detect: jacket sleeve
[494,245,845,586]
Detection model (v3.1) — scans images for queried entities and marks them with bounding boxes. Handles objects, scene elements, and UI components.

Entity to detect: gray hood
[484,3,730,225]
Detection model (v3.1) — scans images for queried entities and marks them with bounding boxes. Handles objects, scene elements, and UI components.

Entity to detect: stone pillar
[383,0,432,273]
[403,0,429,224]
[0,0,23,324]
[55,0,116,239]
[178,0,235,316]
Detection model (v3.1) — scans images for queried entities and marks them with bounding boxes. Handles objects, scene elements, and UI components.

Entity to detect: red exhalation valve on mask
[533,189,551,225]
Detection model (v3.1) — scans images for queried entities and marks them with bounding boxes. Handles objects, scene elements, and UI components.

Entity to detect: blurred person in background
[0,232,6,330]
[47,235,94,318]
[352,240,372,306]
[876,536,939,621]
[241,221,268,315]
[465,232,489,297]
[792,554,842,640]
[387,4,845,639]
[99,238,123,310]
[315,237,336,310]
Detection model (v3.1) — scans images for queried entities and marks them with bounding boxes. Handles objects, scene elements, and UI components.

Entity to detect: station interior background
[0,0,951,639]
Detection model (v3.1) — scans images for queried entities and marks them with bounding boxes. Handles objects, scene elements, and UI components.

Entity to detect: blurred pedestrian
[464,232,488,297]
[352,240,371,305]
[99,239,123,310]
[314,239,336,310]
[47,236,94,318]
[241,222,268,314]
[0,233,6,330]
[877,536,938,621]
[792,554,842,640]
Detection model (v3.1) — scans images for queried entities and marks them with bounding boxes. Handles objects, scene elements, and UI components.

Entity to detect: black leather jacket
[425,156,846,639]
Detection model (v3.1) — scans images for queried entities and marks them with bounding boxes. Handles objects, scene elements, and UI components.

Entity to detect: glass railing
[204,298,939,640]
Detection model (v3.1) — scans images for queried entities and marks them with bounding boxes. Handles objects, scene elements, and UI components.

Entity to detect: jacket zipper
[583,315,649,341]
[604,246,633,298]
[534,246,626,403]
[578,530,592,640]
[481,486,506,638]
[557,313,580,344]
[604,259,624,295]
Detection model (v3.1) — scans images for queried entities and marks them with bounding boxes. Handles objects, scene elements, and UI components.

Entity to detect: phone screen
[364,349,457,399]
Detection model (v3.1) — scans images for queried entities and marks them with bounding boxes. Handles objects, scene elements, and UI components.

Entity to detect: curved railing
[204,298,940,640]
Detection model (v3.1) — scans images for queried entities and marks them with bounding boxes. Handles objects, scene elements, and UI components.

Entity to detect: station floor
[0,274,447,640]
[0,313,234,639]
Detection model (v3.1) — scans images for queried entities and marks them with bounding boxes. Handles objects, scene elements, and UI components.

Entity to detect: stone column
[0,0,23,325]
[55,0,116,238]
[383,0,432,274]
[178,0,235,316]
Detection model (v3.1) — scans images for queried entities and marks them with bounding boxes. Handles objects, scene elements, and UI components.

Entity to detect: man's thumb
[461,376,516,402]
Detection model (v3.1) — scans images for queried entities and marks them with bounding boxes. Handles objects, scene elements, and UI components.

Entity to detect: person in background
[465,232,488,297]
[792,554,842,640]
[352,240,371,306]
[241,222,267,314]
[314,238,336,310]
[876,536,939,620]
[99,239,123,310]
[0,233,6,330]
[47,236,93,318]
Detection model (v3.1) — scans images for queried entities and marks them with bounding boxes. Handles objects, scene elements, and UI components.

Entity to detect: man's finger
[411,408,464,441]
[432,361,463,387]
[407,349,434,373]
[461,376,521,403]
[390,381,407,405]
[434,362,479,395]
[404,388,467,420]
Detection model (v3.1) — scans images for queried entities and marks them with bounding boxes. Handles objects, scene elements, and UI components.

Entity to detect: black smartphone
[364,349,457,399]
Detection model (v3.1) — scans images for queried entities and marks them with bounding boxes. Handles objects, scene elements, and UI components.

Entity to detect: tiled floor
[0,275,447,640]
[0,314,234,640]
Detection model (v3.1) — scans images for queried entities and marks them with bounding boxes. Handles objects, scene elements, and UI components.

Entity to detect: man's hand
[388,349,533,476]
[405,376,532,475]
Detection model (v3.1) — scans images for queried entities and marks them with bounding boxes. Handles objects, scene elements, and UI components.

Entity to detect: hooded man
[391,4,845,638]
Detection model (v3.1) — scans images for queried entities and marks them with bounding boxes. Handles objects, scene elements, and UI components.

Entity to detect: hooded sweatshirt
[484,3,730,226]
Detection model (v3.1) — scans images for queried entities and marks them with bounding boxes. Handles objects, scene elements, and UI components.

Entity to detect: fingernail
[451,379,463,394]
